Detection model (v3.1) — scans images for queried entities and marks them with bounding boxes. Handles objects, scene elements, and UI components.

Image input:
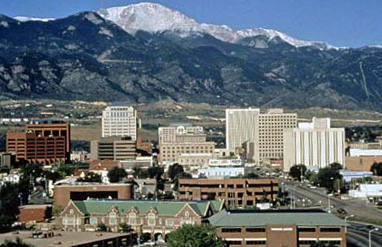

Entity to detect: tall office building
[283,117,345,172]
[225,108,297,164]
[102,105,137,140]
[225,108,260,154]
[255,108,297,163]
[6,122,71,164]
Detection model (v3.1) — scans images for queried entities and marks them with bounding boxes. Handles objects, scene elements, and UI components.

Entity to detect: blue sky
[2,0,382,48]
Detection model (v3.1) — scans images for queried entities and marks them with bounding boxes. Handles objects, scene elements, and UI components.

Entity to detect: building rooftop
[209,209,347,227]
[72,199,224,217]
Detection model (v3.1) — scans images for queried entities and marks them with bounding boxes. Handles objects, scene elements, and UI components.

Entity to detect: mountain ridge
[1,4,382,111]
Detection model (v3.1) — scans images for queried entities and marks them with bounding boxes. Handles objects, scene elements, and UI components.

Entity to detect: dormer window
[129,213,136,226]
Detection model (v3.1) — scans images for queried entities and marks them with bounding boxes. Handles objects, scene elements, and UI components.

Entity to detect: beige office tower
[91,136,136,161]
[255,108,298,164]
[158,124,215,168]
[283,117,345,172]
[102,105,137,140]
[225,108,260,155]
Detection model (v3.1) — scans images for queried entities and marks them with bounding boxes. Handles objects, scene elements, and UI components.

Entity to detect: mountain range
[1,2,382,111]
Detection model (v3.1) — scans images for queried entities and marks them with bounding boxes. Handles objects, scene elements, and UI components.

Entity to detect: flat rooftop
[0,231,130,247]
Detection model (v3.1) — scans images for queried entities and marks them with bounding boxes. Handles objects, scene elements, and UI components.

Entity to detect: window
[128,213,136,226]
[246,240,266,245]
[246,228,266,232]
[63,216,75,225]
[109,215,117,225]
[299,240,316,245]
[222,228,241,233]
[165,219,174,227]
[226,240,241,246]
[148,213,156,226]
[298,227,316,232]
[320,228,341,232]
[90,217,97,225]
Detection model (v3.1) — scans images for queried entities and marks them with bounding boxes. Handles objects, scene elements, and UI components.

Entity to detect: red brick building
[18,205,52,223]
[178,178,279,208]
[6,122,70,164]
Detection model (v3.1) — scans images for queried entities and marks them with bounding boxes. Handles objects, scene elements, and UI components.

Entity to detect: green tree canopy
[289,164,307,181]
[168,163,184,181]
[0,183,21,232]
[166,224,223,247]
[108,167,127,183]
[371,162,382,176]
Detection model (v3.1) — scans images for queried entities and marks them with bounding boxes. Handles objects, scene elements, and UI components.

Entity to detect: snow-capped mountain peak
[97,2,337,50]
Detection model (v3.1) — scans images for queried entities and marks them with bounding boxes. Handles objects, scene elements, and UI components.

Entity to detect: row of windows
[222,228,265,233]
[221,227,340,233]
[225,240,266,246]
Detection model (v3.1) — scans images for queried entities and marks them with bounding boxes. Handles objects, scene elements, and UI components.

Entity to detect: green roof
[209,210,347,227]
[73,200,223,217]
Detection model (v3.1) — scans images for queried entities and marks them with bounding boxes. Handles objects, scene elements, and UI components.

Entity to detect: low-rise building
[58,199,225,238]
[209,209,347,247]
[134,178,157,198]
[53,183,133,207]
[345,155,382,171]
[349,184,382,200]
[90,136,136,161]
[339,170,373,182]
[178,178,278,208]
[196,167,256,179]
[18,205,52,223]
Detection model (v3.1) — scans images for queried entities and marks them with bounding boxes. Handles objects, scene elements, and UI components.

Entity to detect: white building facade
[102,105,137,140]
[283,118,345,172]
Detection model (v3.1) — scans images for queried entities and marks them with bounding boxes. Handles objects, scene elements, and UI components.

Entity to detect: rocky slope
[0,3,382,111]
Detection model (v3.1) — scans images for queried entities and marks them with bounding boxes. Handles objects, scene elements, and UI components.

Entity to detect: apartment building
[90,136,136,161]
[209,209,347,247]
[283,118,345,172]
[6,122,70,164]
[58,199,224,236]
[178,178,279,208]
[158,124,215,168]
[225,108,297,164]
[102,105,137,140]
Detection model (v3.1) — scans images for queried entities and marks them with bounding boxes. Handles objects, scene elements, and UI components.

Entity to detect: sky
[2,0,382,48]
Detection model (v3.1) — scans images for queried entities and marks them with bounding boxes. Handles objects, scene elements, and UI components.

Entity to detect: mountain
[0,3,382,111]
[97,2,335,50]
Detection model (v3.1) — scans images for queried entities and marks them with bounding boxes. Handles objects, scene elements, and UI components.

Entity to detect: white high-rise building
[102,105,137,140]
[225,108,260,154]
[283,117,345,172]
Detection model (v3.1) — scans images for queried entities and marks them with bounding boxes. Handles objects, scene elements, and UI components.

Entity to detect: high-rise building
[255,109,297,163]
[102,105,137,140]
[158,124,215,168]
[283,117,345,172]
[225,108,260,154]
[225,108,297,164]
[90,136,136,161]
[6,122,71,164]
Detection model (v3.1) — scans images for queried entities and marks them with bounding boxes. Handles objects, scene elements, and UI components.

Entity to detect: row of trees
[289,163,343,192]
[371,162,382,176]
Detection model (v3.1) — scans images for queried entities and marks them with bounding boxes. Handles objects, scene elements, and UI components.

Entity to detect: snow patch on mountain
[14,16,54,22]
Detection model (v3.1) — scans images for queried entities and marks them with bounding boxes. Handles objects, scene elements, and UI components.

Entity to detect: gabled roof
[209,209,347,227]
[72,200,223,217]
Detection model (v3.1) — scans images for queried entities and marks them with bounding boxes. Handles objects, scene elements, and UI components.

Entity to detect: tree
[173,172,192,191]
[132,166,149,179]
[316,163,343,192]
[77,172,102,183]
[371,162,382,176]
[97,222,107,232]
[0,183,21,232]
[108,167,127,183]
[168,163,184,181]
[147,166,164,179]
[289,164,307,181]
[246,172,259,179]
[119,223,132,233]
[166,224,223,247]
[0,237,34,247]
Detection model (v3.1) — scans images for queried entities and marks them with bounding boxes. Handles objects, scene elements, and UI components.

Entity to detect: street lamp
[344,215,354,233]
[369,228,379,247]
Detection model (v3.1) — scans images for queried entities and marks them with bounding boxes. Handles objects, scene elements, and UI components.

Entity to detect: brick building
[18,204,52,223]
[6,122,70,164]
[209,209,347,247]
[53,183,133,207]
[178,178,279,208]
[58,199,225,239]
